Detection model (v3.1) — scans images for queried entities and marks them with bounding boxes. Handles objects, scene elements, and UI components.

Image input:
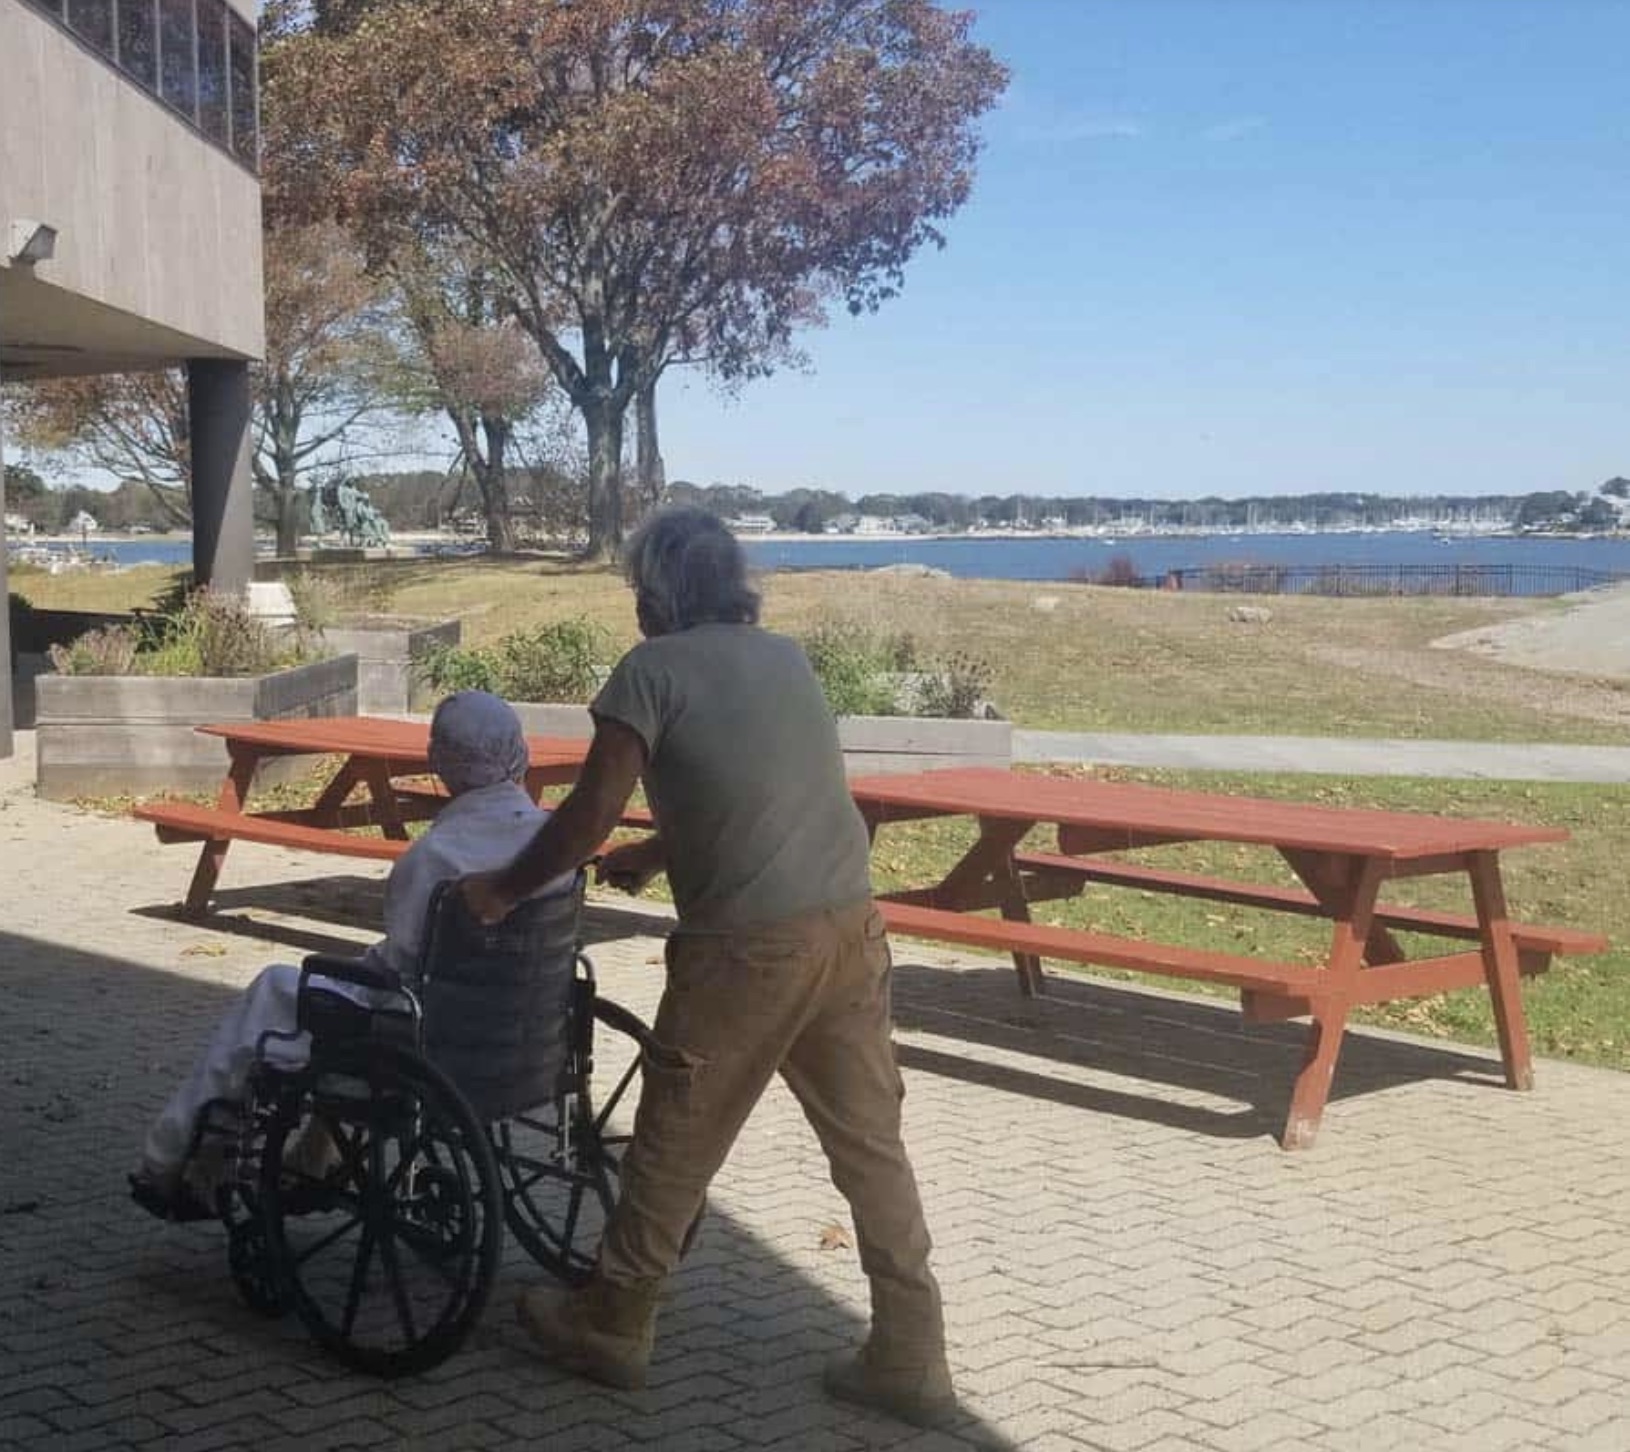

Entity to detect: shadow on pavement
[887,954,1507,1144]
[136,874,681,959]
[0,926,1018,1450]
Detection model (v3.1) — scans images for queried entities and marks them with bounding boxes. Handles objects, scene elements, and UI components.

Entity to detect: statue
[310,478,391,548]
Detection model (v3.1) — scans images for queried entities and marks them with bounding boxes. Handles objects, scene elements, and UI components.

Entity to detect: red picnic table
[134,716,591,916]
[847,766,1606,1148]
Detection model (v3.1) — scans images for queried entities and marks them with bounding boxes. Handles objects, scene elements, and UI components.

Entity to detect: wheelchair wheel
[259,1041,502,1378]
[496,997,652,1287]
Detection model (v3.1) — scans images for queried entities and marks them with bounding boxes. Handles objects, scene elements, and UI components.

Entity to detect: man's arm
[461,718,647,923]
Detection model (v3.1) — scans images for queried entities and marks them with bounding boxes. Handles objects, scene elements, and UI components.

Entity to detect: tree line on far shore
[8,460,1624,541]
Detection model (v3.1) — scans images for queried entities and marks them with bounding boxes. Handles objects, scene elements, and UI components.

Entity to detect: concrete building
[0,0,264,757]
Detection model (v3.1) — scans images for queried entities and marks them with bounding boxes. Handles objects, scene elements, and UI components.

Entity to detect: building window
[228,13,257,166]
[159,0,196,121]
[196,0,228,144]
[23,0,257,173]
[117,0,158,92]
[67,0,115,55]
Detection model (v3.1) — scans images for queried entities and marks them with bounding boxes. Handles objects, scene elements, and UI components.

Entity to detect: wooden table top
[197,716,591,768]
[847,766,1568,861]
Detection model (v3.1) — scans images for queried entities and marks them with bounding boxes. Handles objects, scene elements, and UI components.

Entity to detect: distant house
[730,513,776,534]
[67,509,100,534]
[824,513,859,534]
[3,512,31,535]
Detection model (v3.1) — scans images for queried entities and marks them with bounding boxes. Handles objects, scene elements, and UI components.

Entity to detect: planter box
[508,702,1011,774]
[35,654,358,800]
[322,619,460,716]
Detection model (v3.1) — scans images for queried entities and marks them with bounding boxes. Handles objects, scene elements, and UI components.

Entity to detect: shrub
[1093,553,1142,587]
[418,616,610,703]
[139,589,293,677]
[47,623,140,676]
[799,620,902,717]
[283,571,340,632]
[419,643,502,695]
[50,589,310,678]
[915,650,995,719]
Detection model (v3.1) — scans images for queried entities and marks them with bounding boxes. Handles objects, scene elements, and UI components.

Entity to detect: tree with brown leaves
[280,0,1007,558]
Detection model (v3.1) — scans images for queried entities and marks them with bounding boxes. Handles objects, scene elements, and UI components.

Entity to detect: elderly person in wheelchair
[129,689,569,1220]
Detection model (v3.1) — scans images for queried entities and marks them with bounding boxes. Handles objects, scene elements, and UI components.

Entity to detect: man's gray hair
[623,507,761,635]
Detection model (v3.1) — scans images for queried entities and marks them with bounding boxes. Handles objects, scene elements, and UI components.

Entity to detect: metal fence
[1148,562,1628,598]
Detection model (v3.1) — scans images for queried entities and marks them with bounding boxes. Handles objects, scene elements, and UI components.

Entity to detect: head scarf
[428,691,529,794]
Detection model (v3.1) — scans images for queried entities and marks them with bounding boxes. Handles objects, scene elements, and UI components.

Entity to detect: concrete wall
[0,0,264,364]
[509,703,1012,774]
[35,653,356,799]
[323,621,461,716]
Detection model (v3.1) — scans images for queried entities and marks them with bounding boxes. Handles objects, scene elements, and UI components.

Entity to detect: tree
[6,370,194,526]
[254,219,396,555]
[385,243,556,552]
[283,0,1007,557]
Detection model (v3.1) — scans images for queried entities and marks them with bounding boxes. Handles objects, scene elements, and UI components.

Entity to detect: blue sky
[659,0,1630,501]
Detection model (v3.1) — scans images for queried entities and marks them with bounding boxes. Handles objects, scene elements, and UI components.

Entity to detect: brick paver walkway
[3,735,1629,1451]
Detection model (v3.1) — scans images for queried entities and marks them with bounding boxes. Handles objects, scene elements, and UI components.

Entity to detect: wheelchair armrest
[300,954,403,993]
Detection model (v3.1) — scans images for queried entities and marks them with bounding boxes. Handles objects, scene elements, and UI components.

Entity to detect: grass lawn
[19,556,1630,742]
[25,558,1625,1070]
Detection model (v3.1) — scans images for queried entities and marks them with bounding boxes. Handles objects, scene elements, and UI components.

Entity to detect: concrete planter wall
[509,702,1011,774]
[322,619,460,716]
[35,654,358,800]
[836,715,1012,775]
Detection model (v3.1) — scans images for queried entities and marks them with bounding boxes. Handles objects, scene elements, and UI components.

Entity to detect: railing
[1149,563,1629,598]
[18,0,258,170]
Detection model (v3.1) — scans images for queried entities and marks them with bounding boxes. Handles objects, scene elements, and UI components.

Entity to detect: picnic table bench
[850,767,1607,1149]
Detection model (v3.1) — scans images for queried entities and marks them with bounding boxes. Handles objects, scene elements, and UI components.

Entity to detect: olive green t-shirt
[590,623,874,929]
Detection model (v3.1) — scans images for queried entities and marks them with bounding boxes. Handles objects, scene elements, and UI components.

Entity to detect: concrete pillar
[0,414,13,760]
[187,358,254,593]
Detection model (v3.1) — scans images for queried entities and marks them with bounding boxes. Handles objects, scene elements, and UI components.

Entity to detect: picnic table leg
[1281,848,1406,966]
[308,759,363,824]
[936,818,1046,996]
[184,744,260,917]
[358,761,411,841]
[1283,857,1384,1150]
[1467,850,1534,1092]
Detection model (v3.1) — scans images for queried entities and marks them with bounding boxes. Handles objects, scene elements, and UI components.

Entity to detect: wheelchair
[180,876,661,1377]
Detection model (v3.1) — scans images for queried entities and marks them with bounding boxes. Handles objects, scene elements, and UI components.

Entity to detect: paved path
[1016,730,1630,782]
[4,734,1630,1450]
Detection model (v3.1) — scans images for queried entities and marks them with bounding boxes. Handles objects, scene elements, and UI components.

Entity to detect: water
[741,531,1630,586]
[15,530,1630,592]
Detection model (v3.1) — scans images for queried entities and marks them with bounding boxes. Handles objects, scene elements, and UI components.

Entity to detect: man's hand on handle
[459,870,517,926]
[597,837,665,895]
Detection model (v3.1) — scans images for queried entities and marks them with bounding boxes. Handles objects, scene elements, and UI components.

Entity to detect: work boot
[823,1342,960,1429]
[515,1273,660,1390]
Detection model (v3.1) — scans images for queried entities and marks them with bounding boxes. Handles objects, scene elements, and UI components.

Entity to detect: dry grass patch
[18,557,1630,741]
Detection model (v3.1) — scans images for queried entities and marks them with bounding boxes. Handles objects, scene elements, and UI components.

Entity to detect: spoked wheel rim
[497,997,651,1286]
[260,1042,502,1378]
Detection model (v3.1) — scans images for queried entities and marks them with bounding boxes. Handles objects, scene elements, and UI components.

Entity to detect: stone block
[322,620,460,715]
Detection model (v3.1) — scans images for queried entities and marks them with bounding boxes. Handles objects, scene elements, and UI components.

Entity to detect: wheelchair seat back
[415,876,584,1123]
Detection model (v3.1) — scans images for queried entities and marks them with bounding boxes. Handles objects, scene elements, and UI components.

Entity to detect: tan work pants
[597,900,945,1357]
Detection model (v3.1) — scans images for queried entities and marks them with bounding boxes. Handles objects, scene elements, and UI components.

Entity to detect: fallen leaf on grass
[818,1224,853,1252]
[180,942,228,959]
